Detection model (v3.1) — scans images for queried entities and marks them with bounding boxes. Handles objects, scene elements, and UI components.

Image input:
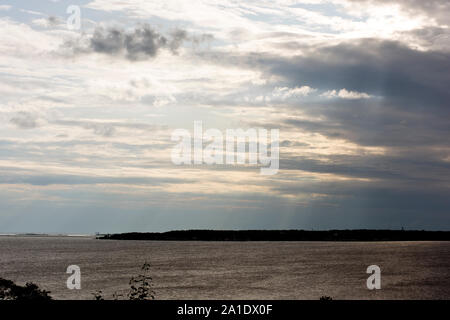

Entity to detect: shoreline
[98,229,450,242]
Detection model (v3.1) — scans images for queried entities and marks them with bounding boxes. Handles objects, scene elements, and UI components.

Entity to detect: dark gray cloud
[261,39,450,111]
[65,24,210,61]
[202,39,450,112]
[90,25,169,60]
[209,39,450,150]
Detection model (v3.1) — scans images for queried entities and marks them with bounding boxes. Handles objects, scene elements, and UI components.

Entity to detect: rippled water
[0,236,449,300]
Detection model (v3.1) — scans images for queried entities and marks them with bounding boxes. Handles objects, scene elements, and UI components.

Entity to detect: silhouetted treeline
[99,229,450,241]
[0,278,52,301]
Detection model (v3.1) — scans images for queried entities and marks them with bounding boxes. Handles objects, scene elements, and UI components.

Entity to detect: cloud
[232,36,450,193]
[345,0,450,25]
[168,29,188,54]
[52,119,166,137]
[32,16,61,28]
[272,86,317,100]
[91,25,168,60]
[213,38,450,112]
[65,24,200,61]
[321,88,372,99]
[399,26,450,51]
[10,112,39,129]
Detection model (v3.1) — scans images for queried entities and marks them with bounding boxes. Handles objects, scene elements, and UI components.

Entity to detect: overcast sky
[1,0,450,233]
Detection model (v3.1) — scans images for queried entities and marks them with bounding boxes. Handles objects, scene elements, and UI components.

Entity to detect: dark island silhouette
[99,229,450,241]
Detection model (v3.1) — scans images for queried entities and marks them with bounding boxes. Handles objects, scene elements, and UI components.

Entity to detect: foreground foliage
[0,278,52,301]
[127,262,155,300]
[92,262,155,300]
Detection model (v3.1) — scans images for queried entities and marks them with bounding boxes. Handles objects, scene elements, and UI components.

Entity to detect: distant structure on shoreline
[99,229,450,241]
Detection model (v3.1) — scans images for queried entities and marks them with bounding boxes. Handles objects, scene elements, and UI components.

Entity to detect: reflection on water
[0,236,449,300]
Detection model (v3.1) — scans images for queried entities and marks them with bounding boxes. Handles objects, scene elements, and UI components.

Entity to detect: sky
[0,0,449,233]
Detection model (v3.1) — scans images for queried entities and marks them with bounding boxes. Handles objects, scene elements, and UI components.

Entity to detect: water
[0,236,449,300]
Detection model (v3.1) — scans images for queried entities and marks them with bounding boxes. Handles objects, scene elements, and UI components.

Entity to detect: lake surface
[0,236,449,300]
